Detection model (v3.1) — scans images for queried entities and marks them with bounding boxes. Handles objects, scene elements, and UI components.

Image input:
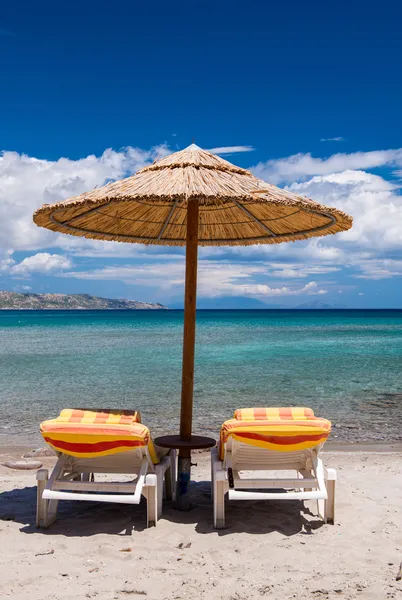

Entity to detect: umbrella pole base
[176,450,191,511]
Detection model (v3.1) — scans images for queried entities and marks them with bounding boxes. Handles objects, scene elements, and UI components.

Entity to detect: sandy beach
[1,446,401,600]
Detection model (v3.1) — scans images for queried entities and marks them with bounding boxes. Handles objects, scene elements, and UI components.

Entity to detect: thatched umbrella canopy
[34,144,351,246]
[33,144,353,508]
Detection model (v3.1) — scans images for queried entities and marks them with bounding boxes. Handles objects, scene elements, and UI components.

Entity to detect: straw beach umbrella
[33,144,352,508]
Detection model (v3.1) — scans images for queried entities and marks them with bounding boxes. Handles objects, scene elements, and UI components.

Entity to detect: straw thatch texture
[33,144,352,246]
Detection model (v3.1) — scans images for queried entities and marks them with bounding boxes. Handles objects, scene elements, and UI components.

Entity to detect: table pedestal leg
[176,448,191,511]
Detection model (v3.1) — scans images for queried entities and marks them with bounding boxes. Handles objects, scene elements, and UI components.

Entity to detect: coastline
[0,307,169,310]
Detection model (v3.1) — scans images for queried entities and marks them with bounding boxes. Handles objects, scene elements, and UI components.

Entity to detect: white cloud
[200,167,402,282]
[320,137,345,142]
[288,170,402,251]
[353,258,402,280]
[0,145,169,253]
[268,263,340,279]
[207,146,255,155]
[63,259,327,298]
[11,253,72,276]
[1,143,402,298]
[252,148,402,184]
[0,249,15,272]
[13,285,32,291]
[55,237,146,258]
[2,144,401,261]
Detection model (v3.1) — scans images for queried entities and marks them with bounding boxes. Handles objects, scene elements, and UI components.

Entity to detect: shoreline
[1,440,402,460]
[325,440,402,452]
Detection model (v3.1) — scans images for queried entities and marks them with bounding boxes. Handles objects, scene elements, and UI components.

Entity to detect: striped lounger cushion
[40,409,159,463]
[219,407,331,459]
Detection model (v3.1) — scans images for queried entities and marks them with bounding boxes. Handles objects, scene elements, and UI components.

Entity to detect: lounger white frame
[211,438,336,529]
[36,447,176,528]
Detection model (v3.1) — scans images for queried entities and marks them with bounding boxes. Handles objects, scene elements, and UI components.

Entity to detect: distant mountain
[172,297,281,309]
[0,291,167,310]
[295,300,347,309]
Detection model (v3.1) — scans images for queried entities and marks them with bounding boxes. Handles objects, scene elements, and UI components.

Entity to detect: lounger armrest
[36,469,49,482]
[325,467,337,480]
[211,448,226,481]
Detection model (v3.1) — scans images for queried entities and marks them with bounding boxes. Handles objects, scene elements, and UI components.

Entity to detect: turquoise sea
[0,309,401,446]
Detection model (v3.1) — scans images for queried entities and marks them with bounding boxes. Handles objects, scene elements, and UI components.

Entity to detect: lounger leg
[211,454,214,502]
[212,449,226,529]
[155,467,163,520]
[47,499,59,524]
[298,470,313,492]
[144,474,157,527]
[324,468,336,524]
[36,469,48,528]
[317,497,324,521]
[313,455,325,522]
[214,479,226,529]
[36,469,59,528]
[211,446,219,502]
[165,450,176,502]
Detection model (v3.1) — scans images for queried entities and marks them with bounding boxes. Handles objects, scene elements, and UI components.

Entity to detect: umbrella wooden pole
[177,199,199,510]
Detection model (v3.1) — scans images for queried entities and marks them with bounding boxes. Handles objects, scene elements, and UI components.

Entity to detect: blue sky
[1,0,402,308]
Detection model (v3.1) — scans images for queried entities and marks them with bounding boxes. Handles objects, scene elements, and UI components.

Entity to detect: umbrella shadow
[0,479,324,538]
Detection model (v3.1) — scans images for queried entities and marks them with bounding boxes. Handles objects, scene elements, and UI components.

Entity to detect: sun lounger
[211,407,335,528]
[36,409,176,528]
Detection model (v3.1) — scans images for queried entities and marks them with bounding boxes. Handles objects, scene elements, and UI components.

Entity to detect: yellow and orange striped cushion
[234,407,315,421]
[40,409,159,463]
[219,407,331,459]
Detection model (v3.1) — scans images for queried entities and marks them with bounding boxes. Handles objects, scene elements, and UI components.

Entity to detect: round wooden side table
[155,435,216,510]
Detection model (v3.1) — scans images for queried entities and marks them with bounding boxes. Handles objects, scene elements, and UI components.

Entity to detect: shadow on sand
[0,479,324,538]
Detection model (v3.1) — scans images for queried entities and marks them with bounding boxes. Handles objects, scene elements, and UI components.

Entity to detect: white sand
[1,448,401,600]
